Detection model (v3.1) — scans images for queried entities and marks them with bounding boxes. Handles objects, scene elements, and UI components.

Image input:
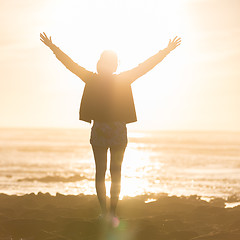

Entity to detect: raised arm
[118,36,181,84]
[40,32,94,83]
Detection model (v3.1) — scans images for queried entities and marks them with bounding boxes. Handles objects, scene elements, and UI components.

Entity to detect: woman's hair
[97,50,118,74]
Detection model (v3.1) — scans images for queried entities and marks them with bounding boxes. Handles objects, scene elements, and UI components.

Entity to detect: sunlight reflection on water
[0,128,240,200]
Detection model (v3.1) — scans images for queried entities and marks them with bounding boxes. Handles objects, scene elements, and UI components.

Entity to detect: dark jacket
[50,45,170,124]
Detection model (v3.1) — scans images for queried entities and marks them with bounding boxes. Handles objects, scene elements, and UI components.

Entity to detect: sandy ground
[0,192,240,240]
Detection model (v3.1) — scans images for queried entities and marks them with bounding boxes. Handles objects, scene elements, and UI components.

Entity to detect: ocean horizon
[0,127,240,201]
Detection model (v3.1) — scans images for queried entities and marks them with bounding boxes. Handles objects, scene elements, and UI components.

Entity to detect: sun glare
[44,0,186,128]
[48,0,184,65]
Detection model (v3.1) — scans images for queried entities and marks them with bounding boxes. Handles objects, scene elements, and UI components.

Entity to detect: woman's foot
[105,212,120,228]
[97,212,109,221]
[97,212,120,228]
[110,214,120,228]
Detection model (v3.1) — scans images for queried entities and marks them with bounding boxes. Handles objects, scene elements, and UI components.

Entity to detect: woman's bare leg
[92,145,108,215]
[109,146,126,216]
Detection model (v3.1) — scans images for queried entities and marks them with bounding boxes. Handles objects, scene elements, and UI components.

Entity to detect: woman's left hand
[40,32,54,48]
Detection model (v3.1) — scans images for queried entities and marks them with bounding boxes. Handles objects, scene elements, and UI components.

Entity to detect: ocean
[0,128,240,201]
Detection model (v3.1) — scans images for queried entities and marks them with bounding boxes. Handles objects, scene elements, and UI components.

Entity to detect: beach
[1,128,240,239]
[1,192,240,240]
[1,0,240,238]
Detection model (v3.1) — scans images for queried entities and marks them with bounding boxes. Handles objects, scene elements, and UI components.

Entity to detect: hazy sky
[0,0,239,131]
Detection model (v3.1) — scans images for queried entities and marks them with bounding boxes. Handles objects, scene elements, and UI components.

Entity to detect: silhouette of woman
[40,32,181,223]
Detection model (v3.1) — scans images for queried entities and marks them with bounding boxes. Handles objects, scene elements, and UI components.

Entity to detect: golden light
[37,0,194,131]
[44,0,186,98]
[41,0,186,194]
[38,0,189,196]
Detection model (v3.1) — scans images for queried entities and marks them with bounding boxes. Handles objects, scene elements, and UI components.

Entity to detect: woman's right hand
[40,32,53,48]
[166,36,181,52]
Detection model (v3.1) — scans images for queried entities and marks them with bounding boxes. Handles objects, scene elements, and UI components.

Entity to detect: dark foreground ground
[0,192,240,240]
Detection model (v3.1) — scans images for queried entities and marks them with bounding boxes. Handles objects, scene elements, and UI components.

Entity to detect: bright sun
[48,0,183,66]
[46,0,185,128]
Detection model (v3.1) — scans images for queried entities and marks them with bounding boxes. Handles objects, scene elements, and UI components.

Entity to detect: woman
[40,32,181,223]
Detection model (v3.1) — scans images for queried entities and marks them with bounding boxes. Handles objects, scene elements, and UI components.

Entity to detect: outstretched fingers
[40,34,46,43]
[40,33,44,39]
[172,36,178,42]
[40,33,47,42]
[174,37,181,43]
[40,32,53,47]
[173,37,181,47]
[43,32,48,38]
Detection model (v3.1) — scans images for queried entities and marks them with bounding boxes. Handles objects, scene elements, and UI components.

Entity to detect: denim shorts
[90,121,128,148]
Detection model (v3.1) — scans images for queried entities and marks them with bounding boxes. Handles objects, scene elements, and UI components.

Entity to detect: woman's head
[97,50,118,75]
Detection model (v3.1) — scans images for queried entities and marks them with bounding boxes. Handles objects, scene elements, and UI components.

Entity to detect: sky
[0,0,239,131]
